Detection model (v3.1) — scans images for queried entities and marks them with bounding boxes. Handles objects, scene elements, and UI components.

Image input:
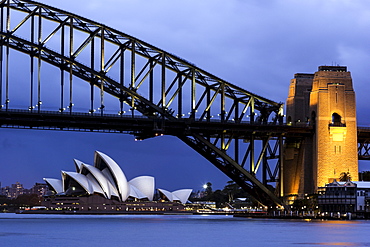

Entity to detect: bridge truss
[358,127,370,160]
[0,0,314,207]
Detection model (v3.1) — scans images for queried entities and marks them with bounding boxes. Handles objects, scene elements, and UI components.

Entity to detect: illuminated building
[318,181,370,216]
[43,151,192,212]
[30,183,48,197]
[317,180,356,214]
[285,66,358,198]
[1,182,24,199]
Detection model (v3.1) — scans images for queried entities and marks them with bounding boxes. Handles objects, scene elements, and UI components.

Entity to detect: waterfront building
[355,181,370,214]
[43,194,186,212]
[42,151,192,212]
[317,180,370,216]
[317,180,356,214]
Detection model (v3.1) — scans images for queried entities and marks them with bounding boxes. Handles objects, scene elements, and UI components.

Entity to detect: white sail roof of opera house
[129,184,148,199]
[80,163,119,199]
[158,188,193,204]
[129,176,155,201]
[62,171,105,196]
[43,178,63,194]
[43,151,192,204]
[172,189,193,204]
[74,159,83,173]
[94,151,129,201]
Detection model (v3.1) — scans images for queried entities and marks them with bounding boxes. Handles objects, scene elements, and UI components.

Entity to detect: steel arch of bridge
[0,0,293,207]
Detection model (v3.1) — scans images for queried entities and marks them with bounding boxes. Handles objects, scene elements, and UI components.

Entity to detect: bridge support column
[310,66,358,188]
[284,66,358,199]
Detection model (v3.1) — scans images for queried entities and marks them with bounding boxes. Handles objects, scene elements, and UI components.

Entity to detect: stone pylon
[284,66,358,199]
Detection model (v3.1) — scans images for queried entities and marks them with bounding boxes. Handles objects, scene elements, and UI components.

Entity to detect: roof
[94,151,129,201]
[43,178,63,194]
[81,163,119,199]
[129,176,155,201]
[158,188,193,204]
[351,181,370,189]
[335,181,370,188]
[62,171,94,194]
[44,151,191,203]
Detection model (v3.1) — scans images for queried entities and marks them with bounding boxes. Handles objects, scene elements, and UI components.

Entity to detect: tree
[205,182,213,196]
[339,172,351,182]
[13,194,41,207]
[207,190,227,207]
[223,181,240,202]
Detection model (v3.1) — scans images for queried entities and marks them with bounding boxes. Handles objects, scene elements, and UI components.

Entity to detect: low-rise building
[318,180,370,217]
[43,194,186,212]
[353,182,370,215]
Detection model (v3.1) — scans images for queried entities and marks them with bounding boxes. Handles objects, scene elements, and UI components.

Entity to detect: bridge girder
[358,127,370,160]
[0,0,290,207]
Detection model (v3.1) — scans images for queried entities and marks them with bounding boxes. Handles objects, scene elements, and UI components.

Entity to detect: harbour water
[1,213,370,246]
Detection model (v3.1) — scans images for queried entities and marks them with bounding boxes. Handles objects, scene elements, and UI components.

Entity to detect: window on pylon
[332,113,342,126]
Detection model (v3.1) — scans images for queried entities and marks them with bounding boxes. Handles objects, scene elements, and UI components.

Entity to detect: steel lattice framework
[358,127,370,160]
[0,0,315,207]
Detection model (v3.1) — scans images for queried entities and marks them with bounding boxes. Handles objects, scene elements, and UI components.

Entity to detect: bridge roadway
[0,109,313,139]
[2,109,370,142]
[2,109,370,159]
[3,109,370,163]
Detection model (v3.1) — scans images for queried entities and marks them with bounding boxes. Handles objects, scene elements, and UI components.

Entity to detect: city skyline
[1,0,370,190]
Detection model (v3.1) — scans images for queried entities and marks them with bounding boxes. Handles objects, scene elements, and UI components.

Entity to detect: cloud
[3,0,370,189]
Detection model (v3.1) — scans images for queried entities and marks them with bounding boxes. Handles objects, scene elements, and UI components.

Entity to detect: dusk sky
[1,0,370,191]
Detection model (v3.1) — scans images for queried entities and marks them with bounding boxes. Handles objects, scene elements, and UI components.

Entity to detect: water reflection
[1,214,370,246]
[297,242,369,246]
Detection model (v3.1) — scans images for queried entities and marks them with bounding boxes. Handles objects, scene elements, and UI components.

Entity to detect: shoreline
[13,210,368,220]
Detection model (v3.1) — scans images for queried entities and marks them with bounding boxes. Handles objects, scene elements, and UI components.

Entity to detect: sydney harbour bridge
[1,0,370,208]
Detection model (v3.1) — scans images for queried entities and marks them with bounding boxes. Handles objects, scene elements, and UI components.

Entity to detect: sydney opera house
[42,151,192,212]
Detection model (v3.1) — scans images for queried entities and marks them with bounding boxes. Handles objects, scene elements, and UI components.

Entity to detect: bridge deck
[0,110,313,139]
